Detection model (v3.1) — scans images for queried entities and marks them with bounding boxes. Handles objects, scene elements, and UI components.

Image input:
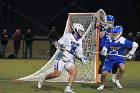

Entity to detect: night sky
[0,0,140,36]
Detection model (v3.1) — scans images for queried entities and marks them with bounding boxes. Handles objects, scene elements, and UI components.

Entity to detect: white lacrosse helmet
[72,23,85,38]
[110,25,123,40]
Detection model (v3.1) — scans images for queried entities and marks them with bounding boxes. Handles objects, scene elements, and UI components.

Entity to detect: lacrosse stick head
[96,9,107,25]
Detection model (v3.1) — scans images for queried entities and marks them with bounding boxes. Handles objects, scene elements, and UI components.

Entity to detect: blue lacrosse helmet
[111,25,123,33]
[106,15,115,21]
[110,25,123,40]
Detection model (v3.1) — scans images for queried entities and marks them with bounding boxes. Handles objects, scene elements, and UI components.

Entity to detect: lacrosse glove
[126,51,134,60]
[80,56,87,64]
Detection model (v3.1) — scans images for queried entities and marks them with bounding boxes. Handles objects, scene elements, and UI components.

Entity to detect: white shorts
[54,59,75,72]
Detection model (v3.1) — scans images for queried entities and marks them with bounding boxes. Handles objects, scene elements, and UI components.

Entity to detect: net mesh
[17,13,98,83]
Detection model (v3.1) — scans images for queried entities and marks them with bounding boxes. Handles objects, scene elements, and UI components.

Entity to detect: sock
[66,84,71,89]
[98,74,101,79]
[116,80,119,84]
[112,74,116,78]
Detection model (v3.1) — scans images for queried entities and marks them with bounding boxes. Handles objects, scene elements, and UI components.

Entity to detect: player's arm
[75,40,87,64]
[52,33,68,50]
[131,42,138,53]
[125,39,138,59]
[126,42,138,59]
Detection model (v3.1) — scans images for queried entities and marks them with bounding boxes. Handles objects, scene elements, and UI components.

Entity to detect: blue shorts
[102,58,125,72]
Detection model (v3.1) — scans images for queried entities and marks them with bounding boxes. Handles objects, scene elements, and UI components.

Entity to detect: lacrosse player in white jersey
[38,23,87,93]
[97,25,138,90]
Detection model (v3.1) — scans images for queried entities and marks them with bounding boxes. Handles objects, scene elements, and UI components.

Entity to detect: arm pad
[130,42,138,53]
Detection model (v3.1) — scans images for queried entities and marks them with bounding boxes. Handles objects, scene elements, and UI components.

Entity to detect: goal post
[16,12,100,83]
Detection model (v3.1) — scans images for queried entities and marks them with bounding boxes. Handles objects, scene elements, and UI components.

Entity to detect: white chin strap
[112,32,122,40]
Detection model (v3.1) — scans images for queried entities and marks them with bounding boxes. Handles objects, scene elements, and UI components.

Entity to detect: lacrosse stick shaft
[94,52,126,58]
[108,54,126,58]
[66,50,82,61]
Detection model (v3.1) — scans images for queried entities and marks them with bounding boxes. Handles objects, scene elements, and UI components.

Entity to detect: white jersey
[57,33,83,63]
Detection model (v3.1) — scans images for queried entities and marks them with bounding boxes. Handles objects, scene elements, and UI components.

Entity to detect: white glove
[59,45,66,51]
[126,51,134,60]
[52,41,59,49]
[101,47,108,56]
[80,56,87,64]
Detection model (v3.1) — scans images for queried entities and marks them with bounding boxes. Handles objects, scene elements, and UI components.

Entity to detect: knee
[102,71,108,76]
[119,64,125,72]
[71,72,77,77]
[68,69,77,78]
[53,72,61,78]
[119,68,125,73]
[53,71,61,78]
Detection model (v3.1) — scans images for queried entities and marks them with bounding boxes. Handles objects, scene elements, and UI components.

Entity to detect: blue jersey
[100,34,111,47]
[104,36,133,61]
[100,25,112,48]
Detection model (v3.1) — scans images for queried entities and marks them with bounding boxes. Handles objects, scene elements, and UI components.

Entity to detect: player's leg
[115,63,125,89]
[111,64,118,83]
[38,59,64,88]
[45,69,61,79]
[97,59,112,90]
[98,53,106,82]
[97,71,109,90]
[64,62,76,93]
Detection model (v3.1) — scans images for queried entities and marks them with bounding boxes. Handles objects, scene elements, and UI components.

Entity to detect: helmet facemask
[110,26,123,40]
[107,21,114,28]
[110,31,122,40]
[72,23,85,38]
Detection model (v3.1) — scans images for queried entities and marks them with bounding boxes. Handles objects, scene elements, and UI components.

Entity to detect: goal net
[16,12,100,83]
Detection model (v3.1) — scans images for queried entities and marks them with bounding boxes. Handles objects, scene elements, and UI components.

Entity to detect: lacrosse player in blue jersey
[38,23,87,93]
[98,15,118,83]
[97,25,138,90]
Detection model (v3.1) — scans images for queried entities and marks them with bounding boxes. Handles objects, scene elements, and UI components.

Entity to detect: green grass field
[0,59,140,93]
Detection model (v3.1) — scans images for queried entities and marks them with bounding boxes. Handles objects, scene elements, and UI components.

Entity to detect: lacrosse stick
[108,54,126,58]
[96,9,107,26]
[94,52,126,58]
[82,9,107,39]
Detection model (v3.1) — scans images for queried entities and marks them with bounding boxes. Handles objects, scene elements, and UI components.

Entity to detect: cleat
[97,85,104,90]
[64,88,75,93]
[38,75,45,88]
